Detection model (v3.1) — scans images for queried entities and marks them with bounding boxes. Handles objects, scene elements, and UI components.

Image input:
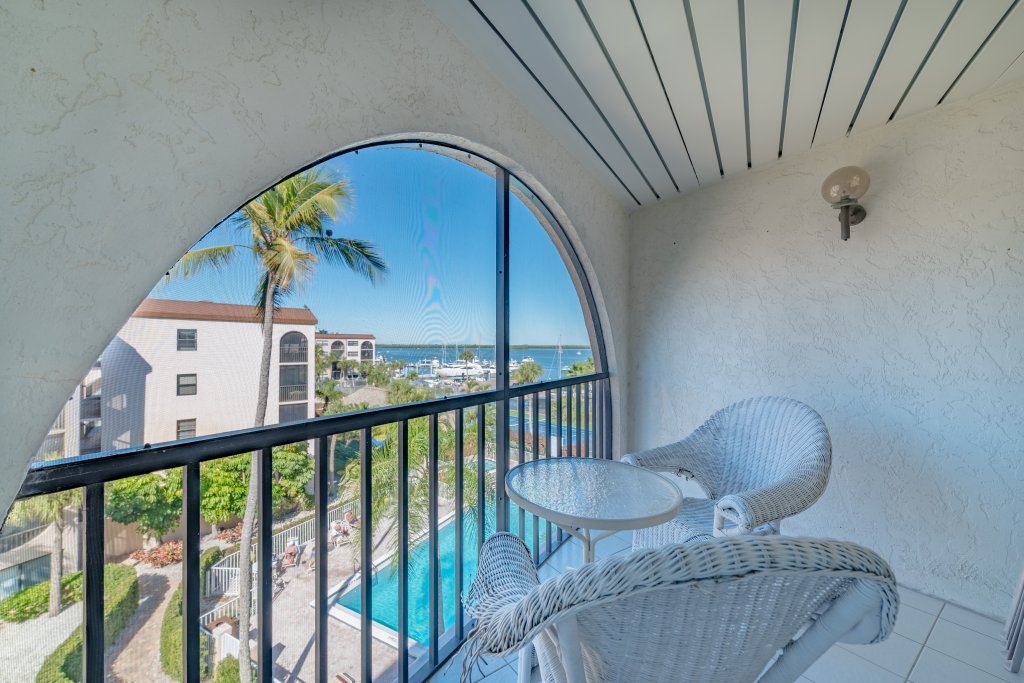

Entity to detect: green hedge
[199,547,223,596]
[213,655,240,683]
[36,564,139,683]
[160,584,211,680]
[0,571,83,623]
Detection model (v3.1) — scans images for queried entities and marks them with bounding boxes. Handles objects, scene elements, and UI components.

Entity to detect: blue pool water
[335,502,546,643]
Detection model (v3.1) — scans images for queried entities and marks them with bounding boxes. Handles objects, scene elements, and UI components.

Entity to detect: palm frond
[165,245,236,281]
[299,236,387,283]
[261,237,316,290]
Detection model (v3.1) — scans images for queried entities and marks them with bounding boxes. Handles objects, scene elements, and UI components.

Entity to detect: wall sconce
[821,166,870,241]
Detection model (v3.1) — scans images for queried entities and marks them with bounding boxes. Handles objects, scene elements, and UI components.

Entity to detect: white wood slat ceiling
[427,0,1024,207]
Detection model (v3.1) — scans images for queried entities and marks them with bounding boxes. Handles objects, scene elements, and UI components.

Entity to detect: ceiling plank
[946,2,1024,102]
[745,0,795,168]
[632,0,721,185]
[893,0,1015,120]
[467,0,657,204]
[582,0,699,193]
[814,0,903,146]
[781,0,848,158]
[688,0,747,175]
[996,49,1024,86]
[852,0,959,134]
[526,0,677,199]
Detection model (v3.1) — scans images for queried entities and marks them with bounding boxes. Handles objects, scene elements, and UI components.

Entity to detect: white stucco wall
[0,0,631,518]
[627,81,1024,618]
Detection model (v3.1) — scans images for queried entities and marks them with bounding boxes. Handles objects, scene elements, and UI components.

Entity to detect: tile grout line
[904,602,944,682]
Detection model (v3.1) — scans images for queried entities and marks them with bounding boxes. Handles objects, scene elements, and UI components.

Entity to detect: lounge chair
[463,533,897,683]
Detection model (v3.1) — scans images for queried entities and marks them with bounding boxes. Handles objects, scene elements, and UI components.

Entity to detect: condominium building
[39,299,318,459]
[315,333,376,379]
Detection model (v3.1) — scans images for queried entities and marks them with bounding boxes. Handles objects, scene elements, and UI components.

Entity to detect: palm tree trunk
[237,276,277,683]
[48,517,64,617]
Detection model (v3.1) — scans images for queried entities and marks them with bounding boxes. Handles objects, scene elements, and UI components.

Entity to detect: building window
[177,328,197,351]
[176,374,197,396]
[360,340,374,361]
[280,331,308,363]
[279,365,308,402]
[347,340,359,347]
[279,402,308,424]
[176,419,196,440]
[330,341,344,353]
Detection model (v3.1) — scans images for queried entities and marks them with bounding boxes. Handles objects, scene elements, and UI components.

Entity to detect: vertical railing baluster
[576,381,582,458]
[82,483,104,682]
[545,390,553,556]
[605,377,613,459]
[477,404,485,550]
[455,409,465,641]
[183,463,201,682]
[428,414,440,666]
[596,381,603,460]
[556,388,564,542]
[317,437,330,683]
[359,427,373,683]
[257,447,273,682]
[531,392,540,565]
[584,382,590,459]
[517,395,525,542]
[567,386,574,458]
[557,388,563,459]
[398,421,409,682]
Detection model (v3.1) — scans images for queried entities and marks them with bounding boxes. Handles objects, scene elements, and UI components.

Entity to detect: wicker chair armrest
[621,430,720,494]
[716,475,825,533]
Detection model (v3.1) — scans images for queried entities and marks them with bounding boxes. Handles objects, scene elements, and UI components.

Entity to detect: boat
[435,360,487,378]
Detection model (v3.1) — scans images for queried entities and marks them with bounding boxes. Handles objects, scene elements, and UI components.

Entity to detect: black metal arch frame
[12,139,613,683]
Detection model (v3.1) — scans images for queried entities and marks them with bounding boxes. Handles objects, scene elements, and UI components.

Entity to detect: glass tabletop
[505,458,683,531]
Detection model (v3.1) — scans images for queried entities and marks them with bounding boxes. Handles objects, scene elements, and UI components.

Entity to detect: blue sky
[152,146,591,346]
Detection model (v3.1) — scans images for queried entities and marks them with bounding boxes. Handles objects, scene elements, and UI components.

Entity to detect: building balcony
[279,384,308,403]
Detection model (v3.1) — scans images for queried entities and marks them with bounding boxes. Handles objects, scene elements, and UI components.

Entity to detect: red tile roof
[133,298,317,325]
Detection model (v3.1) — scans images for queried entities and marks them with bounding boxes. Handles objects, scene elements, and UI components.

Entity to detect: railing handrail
[17,372,608,500]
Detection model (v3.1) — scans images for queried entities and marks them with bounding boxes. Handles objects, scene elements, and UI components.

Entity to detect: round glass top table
[505,458,683,563]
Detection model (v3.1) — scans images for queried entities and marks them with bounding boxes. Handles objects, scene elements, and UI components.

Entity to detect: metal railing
[278,384,308,402]
[16,371,611,683]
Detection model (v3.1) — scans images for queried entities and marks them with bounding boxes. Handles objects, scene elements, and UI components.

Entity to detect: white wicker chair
[622,396,831,548]
[462,533,897,683]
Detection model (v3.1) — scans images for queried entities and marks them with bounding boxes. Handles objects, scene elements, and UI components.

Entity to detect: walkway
[0,598,81,681]
[107,562,180,682]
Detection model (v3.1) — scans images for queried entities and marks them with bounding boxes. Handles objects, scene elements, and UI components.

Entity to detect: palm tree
[169,169,385,682]
[8,489,81,617]
[564,357,594,377]
[458,349,475,363]
[511,359,543,385]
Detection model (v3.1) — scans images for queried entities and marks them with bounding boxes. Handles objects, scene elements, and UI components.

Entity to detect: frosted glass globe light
[821,166,870,204]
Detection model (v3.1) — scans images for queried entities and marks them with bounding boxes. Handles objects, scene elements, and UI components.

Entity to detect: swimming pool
[335,502,546,644]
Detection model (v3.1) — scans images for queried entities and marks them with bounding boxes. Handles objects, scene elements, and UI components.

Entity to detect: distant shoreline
[376,343,590,349]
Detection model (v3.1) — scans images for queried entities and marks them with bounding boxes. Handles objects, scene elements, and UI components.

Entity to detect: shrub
[213,655,240,683]
[36,564,139,683]
[0,571,83,623]
[160,584,211,680]
[199,546,223,596]
[129,539,183,568]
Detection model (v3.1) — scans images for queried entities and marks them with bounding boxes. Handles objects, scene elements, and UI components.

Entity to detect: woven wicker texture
[622,396,832,547]
[463,533,897,683]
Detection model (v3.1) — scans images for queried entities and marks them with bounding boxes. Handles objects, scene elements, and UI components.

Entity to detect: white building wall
[0,0,631,520]
[627,81,1024,619]
[101,317,315,448]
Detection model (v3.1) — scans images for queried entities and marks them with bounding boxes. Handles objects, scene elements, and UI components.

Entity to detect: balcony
[278,384,308,403]
[13,373,608,683]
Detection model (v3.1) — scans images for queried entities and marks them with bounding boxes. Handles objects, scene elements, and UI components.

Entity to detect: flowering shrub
[129,540,183,567]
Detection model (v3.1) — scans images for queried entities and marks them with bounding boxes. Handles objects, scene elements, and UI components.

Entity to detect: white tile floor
[428,531,1021,683]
